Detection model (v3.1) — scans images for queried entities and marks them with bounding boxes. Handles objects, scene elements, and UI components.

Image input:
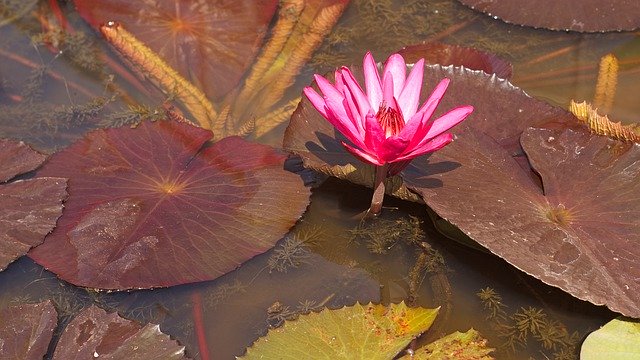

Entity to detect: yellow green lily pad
[581,317,640,360]
[400,329,493,359]
[240,302,439,359]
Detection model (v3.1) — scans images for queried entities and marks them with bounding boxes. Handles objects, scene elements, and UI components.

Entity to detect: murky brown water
[1,0,637,359]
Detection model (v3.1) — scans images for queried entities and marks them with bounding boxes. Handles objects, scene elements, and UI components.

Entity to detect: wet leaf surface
[398,42,513,79]
[241,302,439,359]
[29,120,310,290]
[52,305,188,359]
[459,0,640,32]
[0,139,67,271]
[0,300,57,360]
[284,64,640,316]
[73,0,278,100]
[404,126,640,317]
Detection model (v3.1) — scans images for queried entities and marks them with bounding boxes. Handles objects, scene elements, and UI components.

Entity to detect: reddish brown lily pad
[397,42,513,79]
[0,300,58,360]
[284,63,640,316]
[459,0,640,32]
[29,120,309,290]
[73,0,278,100]
[52,305,187,359]
[403,126,640,317]
[0,139,67,271]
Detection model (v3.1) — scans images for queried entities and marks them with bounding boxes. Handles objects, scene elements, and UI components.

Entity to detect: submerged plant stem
[191,291,211,360]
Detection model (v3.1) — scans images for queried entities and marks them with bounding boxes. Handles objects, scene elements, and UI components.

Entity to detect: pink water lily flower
[303,52,473,215]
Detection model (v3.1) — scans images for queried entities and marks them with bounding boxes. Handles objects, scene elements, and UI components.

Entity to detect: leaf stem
[368,164,388,216]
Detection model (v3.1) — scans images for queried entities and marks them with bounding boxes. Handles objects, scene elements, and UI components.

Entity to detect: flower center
[376,105,404,138]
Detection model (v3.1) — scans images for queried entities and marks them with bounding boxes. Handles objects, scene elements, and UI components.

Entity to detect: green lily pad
[241,302,439,359]
[581,317,640,360]
[399,329,493,360]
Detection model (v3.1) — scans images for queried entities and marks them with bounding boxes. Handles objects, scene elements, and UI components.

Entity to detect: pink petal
[314,74,342,101]
[378,136,410,162]
[401,78,452,148]
[341,87,366,136]
[419,105,474,144]
[341,141,384,166]
[303,87,328,118]
[395,133,453,162]
[340,67,372,118]
[382,74,397,111]
[363,52,382,110]
[334,69,345,93]
[382,54,406,99]
[415,78,451,117]
[363,113,386,155]
[398,59,424,120]
[324,96,366,149]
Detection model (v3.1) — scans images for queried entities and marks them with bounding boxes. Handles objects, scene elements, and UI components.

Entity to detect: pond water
[0,0,637,359]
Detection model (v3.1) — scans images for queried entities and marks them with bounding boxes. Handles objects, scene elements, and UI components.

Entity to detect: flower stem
[368,164,388,216]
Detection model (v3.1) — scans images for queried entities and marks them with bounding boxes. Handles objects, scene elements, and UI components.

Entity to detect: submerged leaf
[29,120,309,290]
[74,0,278,100]
[0,300,58,360]
[241,302,439,359]
[0,139,67,271]
[52,305,187,359]
[581,317,640,360]
[570,100,640,143]
[459,0,640,32]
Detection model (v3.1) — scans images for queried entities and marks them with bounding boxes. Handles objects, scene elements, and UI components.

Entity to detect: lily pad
[459,0,640,32]
[241,302,439,359]
[73,0,278,100]
[581,317,640,360]
[398,329,493,360]
[0,139,67,271]
[52,305,187,359]
[284,63,640,316]
[397,42,513,79]
[29,120,310,290]
[403,126,640,317]
[0,300,58,360]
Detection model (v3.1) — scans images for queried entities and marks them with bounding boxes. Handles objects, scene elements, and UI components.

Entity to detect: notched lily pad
[459,0,640,32]
[285,62,639,316]
[0,139,67,271]
[0,300,58,360]
[403,126,640,317]
[52,305,188,359]
[581,317,640,359]
[397,42,512,79]
[73,0,278,100]
[241,302,439,359]
[29,120,310,290]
